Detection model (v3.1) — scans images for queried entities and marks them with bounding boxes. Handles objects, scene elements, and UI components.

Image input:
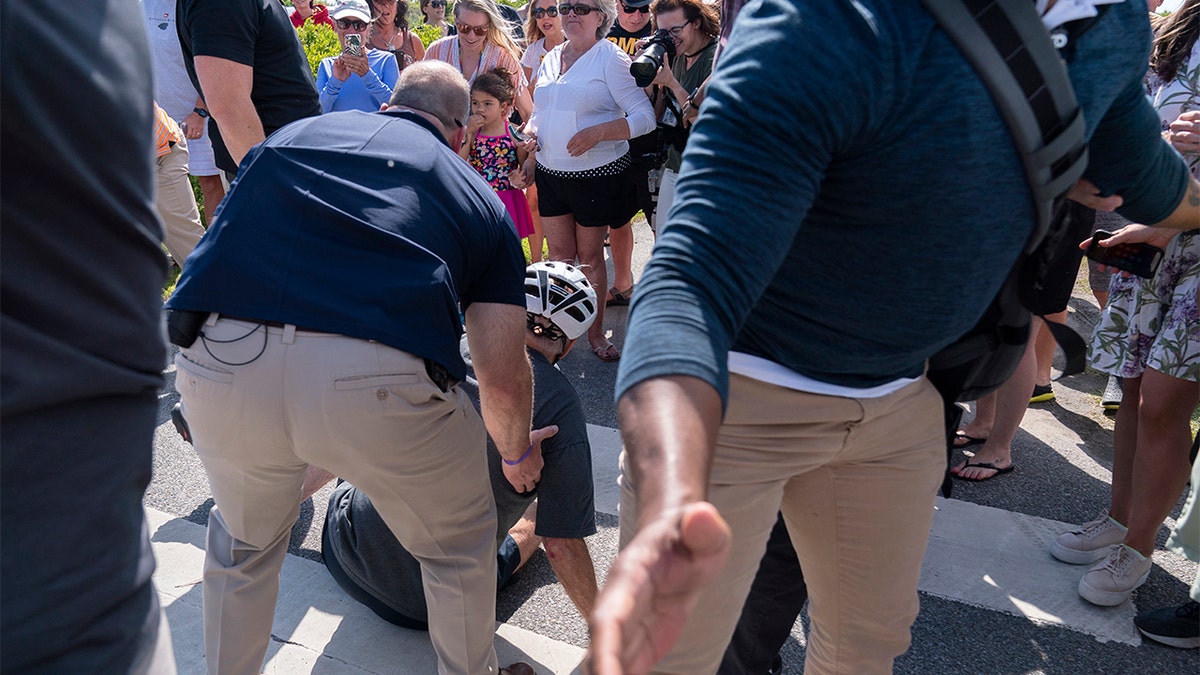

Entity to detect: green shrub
[297,21,341,76]
[413,22,444,47]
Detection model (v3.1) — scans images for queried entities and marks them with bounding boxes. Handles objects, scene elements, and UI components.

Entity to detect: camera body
[630,29,676,87]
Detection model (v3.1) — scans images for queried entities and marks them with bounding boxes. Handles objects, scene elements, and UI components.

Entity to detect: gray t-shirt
[321,345,594,625]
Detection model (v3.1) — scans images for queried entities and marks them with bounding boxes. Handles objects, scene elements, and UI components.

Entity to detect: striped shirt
[153,103,182,158]
[424,36,527,95]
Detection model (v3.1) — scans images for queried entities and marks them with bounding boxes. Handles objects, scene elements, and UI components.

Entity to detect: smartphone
[343,33,363,57]
[1085,230,1164,279]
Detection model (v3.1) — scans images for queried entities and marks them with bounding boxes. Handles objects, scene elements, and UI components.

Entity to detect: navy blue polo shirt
[167,109,525,380]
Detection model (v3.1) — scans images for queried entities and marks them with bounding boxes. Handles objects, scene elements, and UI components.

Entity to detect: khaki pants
[177,316,499,675]
[619,373,945,675]
[155,138,205,266]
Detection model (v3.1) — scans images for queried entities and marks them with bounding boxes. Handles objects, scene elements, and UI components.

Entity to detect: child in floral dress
[458,68,535,245]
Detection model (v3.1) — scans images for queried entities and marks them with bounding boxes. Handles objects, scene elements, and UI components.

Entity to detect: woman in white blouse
[524,0,655,362]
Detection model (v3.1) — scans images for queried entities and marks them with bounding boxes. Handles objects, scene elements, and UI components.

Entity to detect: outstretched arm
[586,375,731,675]
[464,302,541,491]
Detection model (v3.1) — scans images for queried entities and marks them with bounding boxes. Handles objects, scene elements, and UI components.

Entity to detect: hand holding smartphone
[343,33,363,57]
[1085,230,1164,279]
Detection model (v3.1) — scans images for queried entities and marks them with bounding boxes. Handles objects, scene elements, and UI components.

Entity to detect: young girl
[458,68,535,247]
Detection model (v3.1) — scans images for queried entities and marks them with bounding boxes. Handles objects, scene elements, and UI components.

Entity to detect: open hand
[586,502,732,674]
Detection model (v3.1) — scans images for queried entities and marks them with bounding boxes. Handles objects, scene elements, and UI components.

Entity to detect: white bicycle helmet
[525,261,598,341]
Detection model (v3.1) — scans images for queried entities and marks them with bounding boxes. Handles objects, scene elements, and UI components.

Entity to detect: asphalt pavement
[146,219,1198,674]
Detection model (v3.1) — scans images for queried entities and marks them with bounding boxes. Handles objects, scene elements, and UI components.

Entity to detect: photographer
[647,0,718,231]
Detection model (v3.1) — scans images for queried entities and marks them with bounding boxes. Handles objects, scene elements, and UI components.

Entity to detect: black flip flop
[952,460,1015,482]
[953,431,988,448]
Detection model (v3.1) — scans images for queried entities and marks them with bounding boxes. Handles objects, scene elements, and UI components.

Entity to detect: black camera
[630,29,676,87]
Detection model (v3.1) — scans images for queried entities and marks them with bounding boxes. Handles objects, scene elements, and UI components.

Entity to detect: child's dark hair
[471,68,517,105]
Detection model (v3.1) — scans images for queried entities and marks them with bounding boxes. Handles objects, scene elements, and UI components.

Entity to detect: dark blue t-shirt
[167,109,526,380]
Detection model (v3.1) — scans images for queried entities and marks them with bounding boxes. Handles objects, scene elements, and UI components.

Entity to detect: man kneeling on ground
[319,262,603,625]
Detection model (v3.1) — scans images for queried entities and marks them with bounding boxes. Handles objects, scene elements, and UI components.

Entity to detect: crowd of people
[3,0,1198,674]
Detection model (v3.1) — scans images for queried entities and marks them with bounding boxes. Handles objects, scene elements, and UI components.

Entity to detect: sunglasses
[456,22,488,35]
[621,4,649,13]
[531,6,559,18]
[429,0,446,6]
[557,3,598,16]
[335,18,369,30]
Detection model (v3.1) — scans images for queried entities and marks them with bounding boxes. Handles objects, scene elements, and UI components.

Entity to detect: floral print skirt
[1089,230,1200,382]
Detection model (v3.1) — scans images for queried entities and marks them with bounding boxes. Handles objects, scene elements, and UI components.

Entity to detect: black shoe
[1029,383,1055,404]
[1135,600,1199,649]
[171,402,192,444]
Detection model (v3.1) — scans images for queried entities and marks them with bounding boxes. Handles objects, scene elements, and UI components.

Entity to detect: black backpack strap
[921,0,1089,251]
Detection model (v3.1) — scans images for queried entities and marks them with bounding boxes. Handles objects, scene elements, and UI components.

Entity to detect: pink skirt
[497,188,534,239]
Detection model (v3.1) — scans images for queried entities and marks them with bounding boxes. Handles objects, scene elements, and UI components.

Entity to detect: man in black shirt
[177,0,322,175]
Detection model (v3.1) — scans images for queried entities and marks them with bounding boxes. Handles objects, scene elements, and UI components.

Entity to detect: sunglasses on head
[557,3,597,16]
[531,6,559,18]
[336,18,369,30]
[621,3,649,13]
[456,22,488,35]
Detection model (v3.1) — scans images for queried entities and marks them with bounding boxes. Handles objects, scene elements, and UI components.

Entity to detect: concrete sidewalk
[148,507,586,674]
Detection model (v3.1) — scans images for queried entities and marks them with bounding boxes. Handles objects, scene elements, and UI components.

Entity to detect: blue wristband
[503,444,534,466]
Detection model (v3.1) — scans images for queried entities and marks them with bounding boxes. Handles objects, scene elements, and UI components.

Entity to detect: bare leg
[574,224,614,355]
[542,213,578,263]
[1035,310,1068,388]
[608,223,635,295]
[1122,367,1199,557]
[953,318,1039,479]
[543,536,598,619]
[957,393,997,441]
[197,174,226,226]
[525,184,545,262]
[1109,375,1142,525]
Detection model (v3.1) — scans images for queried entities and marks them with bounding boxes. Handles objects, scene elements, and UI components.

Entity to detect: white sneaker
[1102,375,1122,410]
[1051,512,1127,564]
[1078,544,1151,606]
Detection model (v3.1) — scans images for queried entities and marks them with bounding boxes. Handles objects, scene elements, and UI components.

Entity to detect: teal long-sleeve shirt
[616,0,1189,405]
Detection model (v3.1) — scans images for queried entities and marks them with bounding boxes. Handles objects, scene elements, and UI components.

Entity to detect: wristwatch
[193,107,210,118]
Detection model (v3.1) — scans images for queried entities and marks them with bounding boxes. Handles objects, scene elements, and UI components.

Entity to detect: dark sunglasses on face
[336,18,369,30]
[429,0,446,6]
[531,6,560,18]
[456,22,488,35]
[621,3,649,13]
[557,3,597,16]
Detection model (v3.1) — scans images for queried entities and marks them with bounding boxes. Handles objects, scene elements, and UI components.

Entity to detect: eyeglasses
[429,0,446,6]
[456,22,488,35]
[664,21,691,36]
[531,6,559,18]
[621,4,649,13]
[336,18,369,30]
[557,3,597,16]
